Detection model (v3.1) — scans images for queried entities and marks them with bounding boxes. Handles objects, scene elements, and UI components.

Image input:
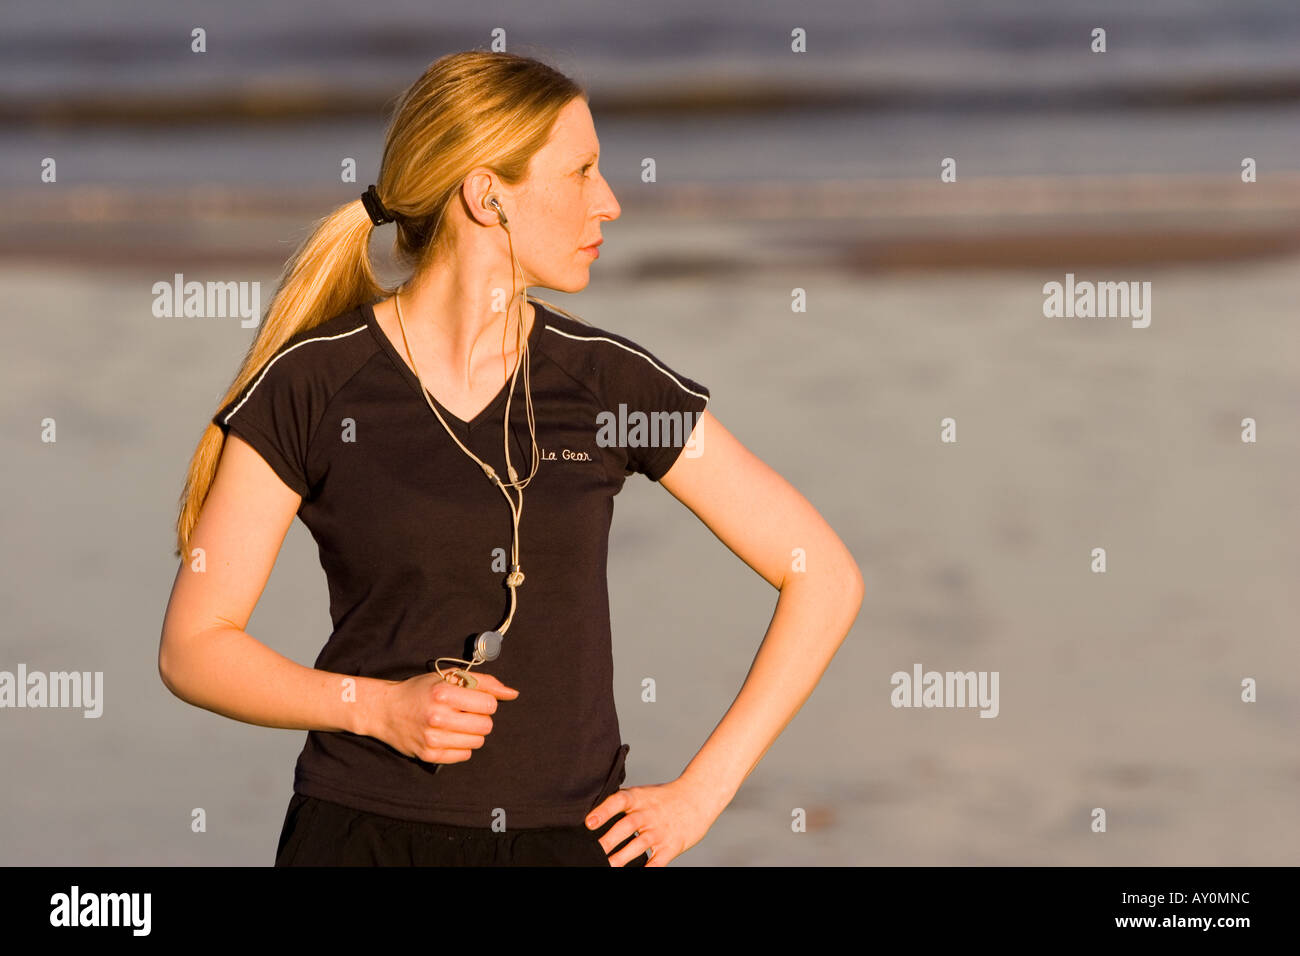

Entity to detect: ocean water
[2,0,1299,190]
[4,0,1299,102]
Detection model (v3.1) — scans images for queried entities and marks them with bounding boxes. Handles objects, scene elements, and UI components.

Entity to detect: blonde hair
[173,50,586,559]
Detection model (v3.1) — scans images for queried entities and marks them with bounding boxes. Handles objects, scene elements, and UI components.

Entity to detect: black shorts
[273,745,650,867]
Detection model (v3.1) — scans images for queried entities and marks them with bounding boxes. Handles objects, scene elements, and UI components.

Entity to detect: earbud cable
[393,215,539,682]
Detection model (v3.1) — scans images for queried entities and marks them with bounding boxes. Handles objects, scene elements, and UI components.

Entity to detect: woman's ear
[460,170,501,227]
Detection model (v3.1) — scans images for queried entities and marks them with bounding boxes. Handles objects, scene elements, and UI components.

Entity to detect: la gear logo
[540,447,595,462]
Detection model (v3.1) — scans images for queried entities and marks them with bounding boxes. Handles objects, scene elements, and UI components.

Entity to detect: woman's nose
[601,184,621,221]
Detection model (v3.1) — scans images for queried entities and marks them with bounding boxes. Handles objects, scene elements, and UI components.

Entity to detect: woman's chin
[553,271,592,294]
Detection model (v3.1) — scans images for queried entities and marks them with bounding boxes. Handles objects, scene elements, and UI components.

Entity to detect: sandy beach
[1,170,1296,864]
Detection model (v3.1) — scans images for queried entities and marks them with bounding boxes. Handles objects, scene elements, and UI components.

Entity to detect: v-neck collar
[364,298,547,435]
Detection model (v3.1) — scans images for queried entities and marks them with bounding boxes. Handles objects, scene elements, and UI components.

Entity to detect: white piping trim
[544,325,710,403]
[221,323,369,425]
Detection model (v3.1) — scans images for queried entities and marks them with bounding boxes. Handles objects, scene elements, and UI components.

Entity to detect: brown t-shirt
[212,295,710,827]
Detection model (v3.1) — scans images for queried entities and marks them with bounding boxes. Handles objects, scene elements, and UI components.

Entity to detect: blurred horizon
[4,0,1299,274]
[5,0,1300,119]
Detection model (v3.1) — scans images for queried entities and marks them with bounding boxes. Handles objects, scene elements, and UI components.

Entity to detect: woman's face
[487,97,621,293]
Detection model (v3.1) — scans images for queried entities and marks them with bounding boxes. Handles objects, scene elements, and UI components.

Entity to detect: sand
[1,187,1296,865]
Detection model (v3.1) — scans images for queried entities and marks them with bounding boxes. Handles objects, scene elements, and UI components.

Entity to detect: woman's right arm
[158,433,515,761]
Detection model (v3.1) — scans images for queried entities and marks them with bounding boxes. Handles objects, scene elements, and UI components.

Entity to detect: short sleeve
[212,346,316,499]
[597,334,711,482]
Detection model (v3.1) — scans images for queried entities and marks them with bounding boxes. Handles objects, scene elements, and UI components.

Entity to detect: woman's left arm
[586,410,865,865]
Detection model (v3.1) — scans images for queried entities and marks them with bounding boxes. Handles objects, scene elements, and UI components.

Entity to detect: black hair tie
[361,184,394,226]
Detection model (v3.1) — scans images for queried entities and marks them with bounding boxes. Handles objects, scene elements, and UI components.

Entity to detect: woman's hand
[369,670,519,764]
[585,776,722,866]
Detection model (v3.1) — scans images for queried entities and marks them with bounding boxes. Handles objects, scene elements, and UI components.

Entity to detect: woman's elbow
[157,633,194,703]
[822,535,865,617]
[157,645,179,698]
[789,540,864,614]
[848,560,865,609]
[842,556,865,618]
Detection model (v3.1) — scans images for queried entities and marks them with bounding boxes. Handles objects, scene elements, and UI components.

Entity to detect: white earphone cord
[393,198,539,681]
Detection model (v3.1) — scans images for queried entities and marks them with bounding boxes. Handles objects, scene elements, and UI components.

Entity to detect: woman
[160,50,863,867]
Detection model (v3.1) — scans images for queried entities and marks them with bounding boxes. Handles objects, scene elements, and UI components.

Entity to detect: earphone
[401,191,538,691]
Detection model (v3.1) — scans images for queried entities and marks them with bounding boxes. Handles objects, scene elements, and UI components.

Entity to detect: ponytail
[172,197,383,559]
